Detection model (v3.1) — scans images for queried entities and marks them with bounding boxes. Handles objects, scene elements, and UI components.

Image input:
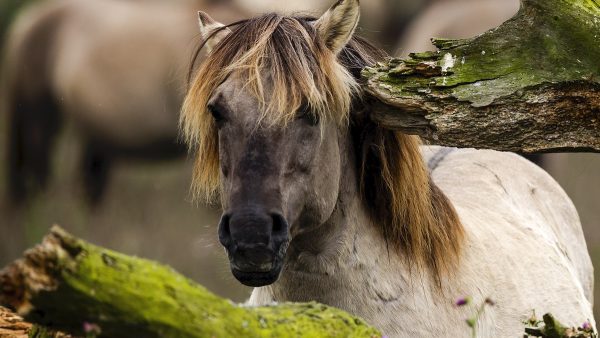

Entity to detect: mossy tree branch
[0,226,380,338]
[363,0,600,153]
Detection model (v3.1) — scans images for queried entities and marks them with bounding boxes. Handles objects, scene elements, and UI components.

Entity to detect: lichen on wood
[0,226,381,338]
[363,0,600,153]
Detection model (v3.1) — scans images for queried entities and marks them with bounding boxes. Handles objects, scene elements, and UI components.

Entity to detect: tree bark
[362,0,600,153]
[0,226,381,338]
[0,306,29,338]
[0,306,68,338]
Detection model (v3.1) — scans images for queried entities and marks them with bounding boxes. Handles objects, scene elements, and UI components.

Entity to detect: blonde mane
[181,13,463,282]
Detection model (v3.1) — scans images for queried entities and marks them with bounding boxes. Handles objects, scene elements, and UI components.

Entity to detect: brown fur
[182,13,463,281]
[358,126,464,282]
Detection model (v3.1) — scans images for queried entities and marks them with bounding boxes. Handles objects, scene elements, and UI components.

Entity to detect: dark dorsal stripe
[428,147,456,172]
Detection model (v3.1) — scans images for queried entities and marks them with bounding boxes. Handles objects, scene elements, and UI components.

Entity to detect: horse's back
[5,0,214,148]
[423,146,594,333]
[51,0,198,146]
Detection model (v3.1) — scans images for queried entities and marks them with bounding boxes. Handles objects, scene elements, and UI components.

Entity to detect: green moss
[364,0,600,107]
[23,227,381,338]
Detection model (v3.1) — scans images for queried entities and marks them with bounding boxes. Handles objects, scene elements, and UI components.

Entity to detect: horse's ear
[198,11,231,53]
[314,0,360,54]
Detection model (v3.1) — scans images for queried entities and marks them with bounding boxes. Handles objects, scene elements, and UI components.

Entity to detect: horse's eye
[207,104,226,126]
[297,105,319,126]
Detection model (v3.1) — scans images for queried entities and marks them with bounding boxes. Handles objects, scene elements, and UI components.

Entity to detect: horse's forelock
[181,13,381,200]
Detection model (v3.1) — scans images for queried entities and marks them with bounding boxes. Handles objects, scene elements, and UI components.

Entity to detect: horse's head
[183,0,371,286]
[205,80,344,287]
[183,0,463,287]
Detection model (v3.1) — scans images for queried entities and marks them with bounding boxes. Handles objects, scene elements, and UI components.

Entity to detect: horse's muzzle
[218,208,289,287]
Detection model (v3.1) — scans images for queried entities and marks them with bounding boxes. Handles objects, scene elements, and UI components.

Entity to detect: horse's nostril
[220,210,288,252]
[218,214,231,246]
[271,213,289,238]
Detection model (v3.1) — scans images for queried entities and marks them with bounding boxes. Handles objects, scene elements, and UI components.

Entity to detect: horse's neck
[267,132,414,306]
[281,185,382,276]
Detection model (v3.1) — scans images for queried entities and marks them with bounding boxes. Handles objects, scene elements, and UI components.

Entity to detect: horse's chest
[271,271,470,337]
[274,268,406,318]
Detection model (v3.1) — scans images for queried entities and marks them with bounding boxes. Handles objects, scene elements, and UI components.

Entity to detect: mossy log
[362,0,600,153]
[0,226,381,338]
[524,313,597,338]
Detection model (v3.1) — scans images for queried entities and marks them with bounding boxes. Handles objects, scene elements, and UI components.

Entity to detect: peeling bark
[0,307,66,338]
[0,307,29,338]
[0,226,381,338]
[362,0,600,153]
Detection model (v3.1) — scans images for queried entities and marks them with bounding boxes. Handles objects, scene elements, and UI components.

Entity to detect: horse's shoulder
[422,146,578,223]
[421,146,550,191]
[422,146,593,303]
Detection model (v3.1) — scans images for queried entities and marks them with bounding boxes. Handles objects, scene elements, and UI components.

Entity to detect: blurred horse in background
[395,0,520,55]
[235,0,434,52]
[1,0,246,204]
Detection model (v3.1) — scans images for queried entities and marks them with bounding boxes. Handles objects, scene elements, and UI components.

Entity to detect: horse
[182,0,595,336]
[0,0,246,204]
[395,0,520,56]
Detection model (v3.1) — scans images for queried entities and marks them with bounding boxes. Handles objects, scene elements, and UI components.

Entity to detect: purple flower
[455,296,471,307]
[582,321,592,330]
[83,322,102,335]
